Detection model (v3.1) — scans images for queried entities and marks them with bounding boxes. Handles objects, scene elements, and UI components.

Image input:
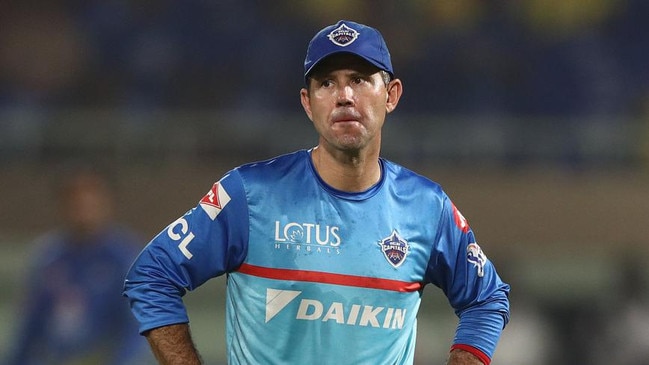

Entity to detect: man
[123,20,510,365]
[6,167,153,365]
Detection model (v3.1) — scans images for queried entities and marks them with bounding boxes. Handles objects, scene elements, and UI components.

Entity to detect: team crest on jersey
[467,243,486,277]
[199,181,231,220]
[378,230,410,268]
[327,23,359,47]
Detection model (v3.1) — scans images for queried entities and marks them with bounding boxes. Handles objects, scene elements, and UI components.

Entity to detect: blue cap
[304,20,393,81]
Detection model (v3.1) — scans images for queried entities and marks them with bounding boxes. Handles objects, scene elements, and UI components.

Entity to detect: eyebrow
[311,67,375,81]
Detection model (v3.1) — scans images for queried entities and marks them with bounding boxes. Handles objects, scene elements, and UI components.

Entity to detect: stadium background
[1,1,648,364]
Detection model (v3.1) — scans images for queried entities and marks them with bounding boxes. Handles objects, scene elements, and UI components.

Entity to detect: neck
[311,145,381,192]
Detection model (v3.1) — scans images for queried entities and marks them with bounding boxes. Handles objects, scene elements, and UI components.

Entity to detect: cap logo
[327,23,359,47]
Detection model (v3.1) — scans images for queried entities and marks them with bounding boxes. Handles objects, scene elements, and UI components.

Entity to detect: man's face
[61,176,112,239]
[301,53,401,155]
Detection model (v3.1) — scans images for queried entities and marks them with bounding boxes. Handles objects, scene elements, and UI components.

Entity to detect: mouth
[331,111,362,124]
[333,118,359,124]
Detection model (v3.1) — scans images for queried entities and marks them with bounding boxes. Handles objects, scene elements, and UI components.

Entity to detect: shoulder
[102,225,144,251]
[208,150,311,205]
[378,159,451,214]
[233,150,310,184]
[29,231,68,267]
[72,227,143,267]
[381,158,445,195]
[236,150,308,174]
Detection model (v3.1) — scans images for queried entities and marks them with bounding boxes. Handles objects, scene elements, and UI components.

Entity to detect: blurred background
[1,0,649,364]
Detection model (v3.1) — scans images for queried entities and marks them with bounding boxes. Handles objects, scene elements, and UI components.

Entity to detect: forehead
[308,53,381,78]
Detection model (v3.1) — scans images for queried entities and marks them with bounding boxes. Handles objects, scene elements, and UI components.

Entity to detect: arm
[123,173,248,361]
[447,348,484,365]
[145,324,202,365]
[427,196,510,365]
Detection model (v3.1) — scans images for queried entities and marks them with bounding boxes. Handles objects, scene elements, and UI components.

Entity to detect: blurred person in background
[4,166,154,365]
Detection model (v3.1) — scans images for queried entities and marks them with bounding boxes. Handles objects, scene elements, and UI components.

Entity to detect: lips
[331,110,361,123]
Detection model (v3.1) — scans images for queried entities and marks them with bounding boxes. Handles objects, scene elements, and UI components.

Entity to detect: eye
[321,79,333,88]
[351,77,364,85]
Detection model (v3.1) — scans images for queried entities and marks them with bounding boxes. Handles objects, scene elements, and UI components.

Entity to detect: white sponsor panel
[167,217,196,259]
[274,221,341,246]
[200,182,231,220]
[265,289,406,329]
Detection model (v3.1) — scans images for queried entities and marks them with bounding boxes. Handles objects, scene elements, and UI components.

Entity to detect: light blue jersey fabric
[124,149,509,364]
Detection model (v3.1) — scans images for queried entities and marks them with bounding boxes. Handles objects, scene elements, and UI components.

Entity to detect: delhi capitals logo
[467,243,486,278]
[379,230,409,268]
[327,23,359,47]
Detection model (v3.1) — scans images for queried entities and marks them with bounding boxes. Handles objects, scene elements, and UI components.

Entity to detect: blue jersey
[124,149,509,364]
[7,226,153,365]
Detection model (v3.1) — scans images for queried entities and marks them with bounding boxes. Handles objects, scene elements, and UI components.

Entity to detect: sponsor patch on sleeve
[200,182,231,220]
[451,202,470,233]
[467,243,487,278]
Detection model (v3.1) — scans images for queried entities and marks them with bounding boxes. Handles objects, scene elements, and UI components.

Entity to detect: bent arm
[145,324,202,365]
[427,197,510,364]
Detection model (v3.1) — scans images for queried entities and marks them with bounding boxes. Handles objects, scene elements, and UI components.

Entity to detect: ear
[300,88,313,121]
[385,78,403,114]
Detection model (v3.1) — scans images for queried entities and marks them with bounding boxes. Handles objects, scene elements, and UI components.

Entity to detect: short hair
[306,69,393,90]
[379,70,392,86]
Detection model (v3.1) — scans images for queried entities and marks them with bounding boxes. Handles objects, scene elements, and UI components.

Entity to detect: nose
[335,85,354,107]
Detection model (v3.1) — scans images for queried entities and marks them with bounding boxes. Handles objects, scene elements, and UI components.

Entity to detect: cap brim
[304,50,392,81]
